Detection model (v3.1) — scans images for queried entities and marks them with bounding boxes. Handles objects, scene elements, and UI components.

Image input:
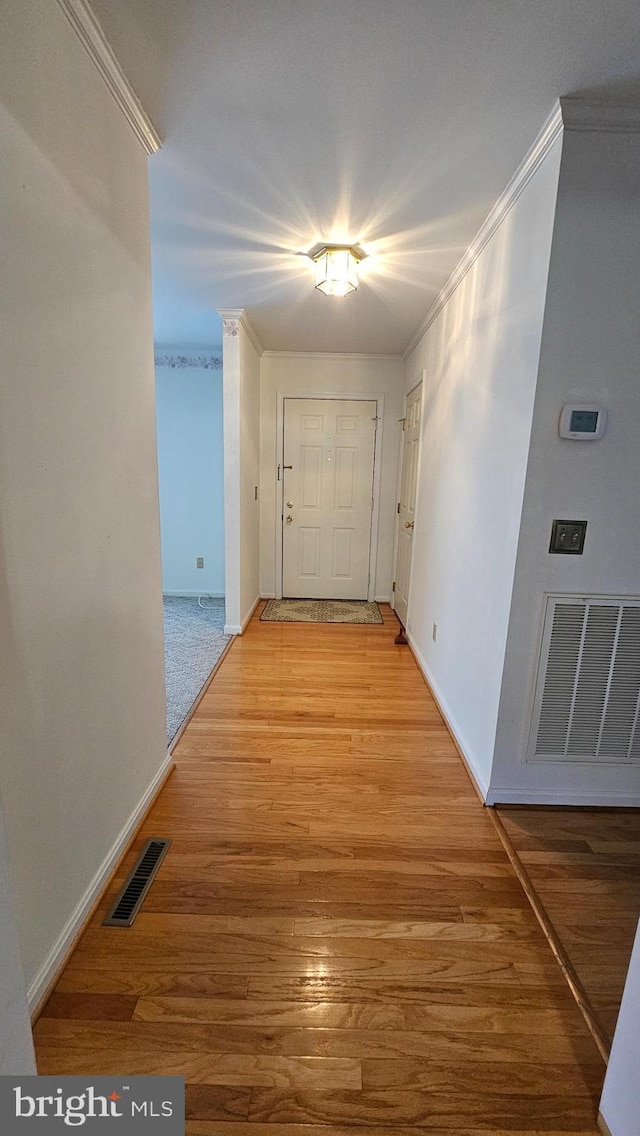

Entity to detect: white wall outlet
[196,557,204,569]
[432,622,437,642]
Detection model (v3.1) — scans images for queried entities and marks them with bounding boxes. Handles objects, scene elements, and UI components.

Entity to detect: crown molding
[262,350,403,362]
[56,0,161,155]
[404,96,640,360]
[404,102,563,359]
[217,308,264,357]
[560,97,640,133]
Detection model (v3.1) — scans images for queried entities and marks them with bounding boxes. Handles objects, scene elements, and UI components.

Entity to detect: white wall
[155,354,225,595]
[404,137,562,796]
[0,797,35,1074]
[260,353,404,600]
[600,918,640,1136]
[240,330,261,624]
[490,125,640,804]
[221,312,261,634]
[0,0,168,1003]
[222,321,241,632]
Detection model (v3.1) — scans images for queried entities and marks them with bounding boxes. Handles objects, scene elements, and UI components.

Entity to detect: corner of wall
[407,632,490,802]
[401,107,563,800]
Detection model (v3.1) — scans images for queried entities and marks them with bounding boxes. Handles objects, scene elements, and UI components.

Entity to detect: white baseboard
[224,595,261,637]
[28,753,174,1014]
[487,787,640,807]
[163,590,225,598]
[257,593,385,603]
[407,630,490,801]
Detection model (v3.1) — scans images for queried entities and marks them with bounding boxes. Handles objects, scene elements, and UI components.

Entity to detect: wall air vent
[103,838,171,927]
[529,596,640,763]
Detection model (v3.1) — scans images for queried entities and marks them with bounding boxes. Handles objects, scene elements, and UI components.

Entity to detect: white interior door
[393,382,422,627]
[283,398,377,599]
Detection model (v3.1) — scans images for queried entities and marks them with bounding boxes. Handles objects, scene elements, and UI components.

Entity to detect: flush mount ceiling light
[308,244,365,297]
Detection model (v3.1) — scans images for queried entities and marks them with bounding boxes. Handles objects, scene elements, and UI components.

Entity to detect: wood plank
[360,1057,601,1095]
[185,1085,250,1121]
[243,975,596,1006]
[39,993,138,1021]
[247,1087,599,1128]
[71,930,563,967]
[55,971,250,998]
[37,1050,360,1088]
[59,954,528,980]
[33,1018,603,1064]
[132,996,589,1036]
[292,918,539,940]
[134,998,407,1030]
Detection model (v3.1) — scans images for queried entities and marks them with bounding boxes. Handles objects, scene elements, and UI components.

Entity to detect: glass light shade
[313,246,361,296]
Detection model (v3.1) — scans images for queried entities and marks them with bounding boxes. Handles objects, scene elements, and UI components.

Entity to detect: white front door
[282,398,377,599]
[393,382,422,627]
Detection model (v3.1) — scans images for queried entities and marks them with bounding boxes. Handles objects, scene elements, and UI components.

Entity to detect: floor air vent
[103,838,171,927]
[529,596,640,764]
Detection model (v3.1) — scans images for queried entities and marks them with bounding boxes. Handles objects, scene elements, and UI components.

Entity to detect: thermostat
[559,404,607,440]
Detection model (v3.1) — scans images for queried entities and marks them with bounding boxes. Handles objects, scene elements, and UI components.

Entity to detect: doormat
[261,599,383,624]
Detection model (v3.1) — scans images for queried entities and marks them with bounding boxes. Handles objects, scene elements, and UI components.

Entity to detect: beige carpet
[261,599,383,624]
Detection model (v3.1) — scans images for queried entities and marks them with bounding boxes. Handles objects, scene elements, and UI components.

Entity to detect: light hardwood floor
[496,804,640,1051]
[34,605,604,1133]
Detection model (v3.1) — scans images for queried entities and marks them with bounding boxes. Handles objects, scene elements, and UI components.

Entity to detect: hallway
[34,606,603,1132]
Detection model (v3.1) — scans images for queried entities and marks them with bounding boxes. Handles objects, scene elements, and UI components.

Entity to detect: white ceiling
[92,0,640,354]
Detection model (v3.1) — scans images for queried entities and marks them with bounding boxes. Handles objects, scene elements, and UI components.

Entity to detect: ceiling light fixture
[309,244,364,297]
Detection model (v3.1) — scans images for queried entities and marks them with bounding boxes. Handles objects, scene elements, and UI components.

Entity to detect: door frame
[391,372,426,629]
[275,392,385,601]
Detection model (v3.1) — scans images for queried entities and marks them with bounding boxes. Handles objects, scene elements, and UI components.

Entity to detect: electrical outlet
[432,622,437,642]
[196,557,204,569]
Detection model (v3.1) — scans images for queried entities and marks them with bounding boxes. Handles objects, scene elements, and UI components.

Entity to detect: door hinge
[397,502,401,514]
[399,417,406,431]
[392,581,396,591]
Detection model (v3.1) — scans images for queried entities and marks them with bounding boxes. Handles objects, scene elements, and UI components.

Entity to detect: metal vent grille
[103,838,171,927]
[530,597,640,763]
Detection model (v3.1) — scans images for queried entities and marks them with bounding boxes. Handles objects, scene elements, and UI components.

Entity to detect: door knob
[286,514,293,524]
[405,520,414,529]
[286,501,293,508]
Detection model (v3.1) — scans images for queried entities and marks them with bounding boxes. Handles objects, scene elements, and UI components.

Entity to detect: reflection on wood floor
[495,804,640,1051]
[34,605,605,1133]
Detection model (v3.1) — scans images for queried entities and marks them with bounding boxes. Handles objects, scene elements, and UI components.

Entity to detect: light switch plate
[549,520,587,555]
